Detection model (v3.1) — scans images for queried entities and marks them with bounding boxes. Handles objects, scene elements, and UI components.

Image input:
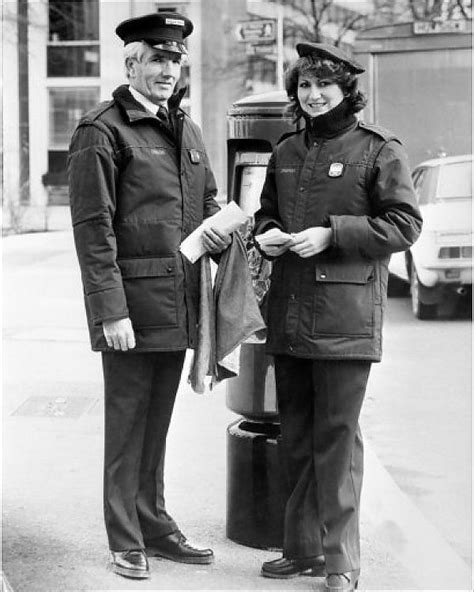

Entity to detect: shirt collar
[128,85,166,115]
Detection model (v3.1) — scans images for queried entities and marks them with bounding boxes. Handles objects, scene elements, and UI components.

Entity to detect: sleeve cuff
[88,287,129,326]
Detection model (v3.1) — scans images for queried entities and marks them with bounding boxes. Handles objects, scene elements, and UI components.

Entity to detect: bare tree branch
[454,0,470,18]
[409,0,423,19]
[335,14,366,45]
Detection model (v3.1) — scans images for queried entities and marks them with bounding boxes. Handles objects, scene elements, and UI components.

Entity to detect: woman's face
[297,73,344,118]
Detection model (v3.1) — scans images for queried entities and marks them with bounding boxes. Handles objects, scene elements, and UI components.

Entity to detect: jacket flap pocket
[315,262,374,284]
[119,257,176,279]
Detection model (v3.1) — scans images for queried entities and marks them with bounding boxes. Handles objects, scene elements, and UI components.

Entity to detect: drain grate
[12,396,95,418]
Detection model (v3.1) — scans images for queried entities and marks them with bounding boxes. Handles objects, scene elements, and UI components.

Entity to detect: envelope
[180,201,249,263]
[255,228,293,246]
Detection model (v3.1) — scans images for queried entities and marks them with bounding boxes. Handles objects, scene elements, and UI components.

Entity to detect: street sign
[235,19,276,43]
[413,19,466,34]
[246,43,276,57]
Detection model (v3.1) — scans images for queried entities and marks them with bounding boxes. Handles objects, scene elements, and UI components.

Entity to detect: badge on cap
[328,162,344,177]
[165,18,185,27]
[189,149,201,164]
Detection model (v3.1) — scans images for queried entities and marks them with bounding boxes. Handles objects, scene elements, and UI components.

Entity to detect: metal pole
[277,4,284,89]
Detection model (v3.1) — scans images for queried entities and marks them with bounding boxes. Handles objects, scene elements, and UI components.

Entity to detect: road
[2,230,471,590]
[361,293,472,564]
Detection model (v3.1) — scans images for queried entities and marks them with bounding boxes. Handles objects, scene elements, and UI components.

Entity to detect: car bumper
[418,262,472,287]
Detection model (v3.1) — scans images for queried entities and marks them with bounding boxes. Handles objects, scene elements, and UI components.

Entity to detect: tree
[269,0,471,49]
[369,0,472,24]
[276,0,368,47]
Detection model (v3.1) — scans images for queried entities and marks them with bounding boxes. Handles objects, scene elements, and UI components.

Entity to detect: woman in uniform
[254,42,422,592]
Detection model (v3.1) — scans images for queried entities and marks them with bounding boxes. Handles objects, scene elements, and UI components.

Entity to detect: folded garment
[189,232,266,394]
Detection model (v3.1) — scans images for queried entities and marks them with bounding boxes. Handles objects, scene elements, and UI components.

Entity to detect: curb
[362,440,472,590]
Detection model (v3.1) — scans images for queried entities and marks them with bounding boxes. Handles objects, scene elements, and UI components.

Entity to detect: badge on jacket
[189,149,201,164]
[328,162,344,177]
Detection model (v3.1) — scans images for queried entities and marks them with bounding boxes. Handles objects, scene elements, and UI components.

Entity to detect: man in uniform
[68,12,230,580]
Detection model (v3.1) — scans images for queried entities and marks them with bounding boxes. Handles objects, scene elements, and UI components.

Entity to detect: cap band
[149,39,188,55]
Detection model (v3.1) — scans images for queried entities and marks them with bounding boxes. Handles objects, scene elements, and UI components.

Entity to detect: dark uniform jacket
[254,118,422,361]
[68,85,220,351]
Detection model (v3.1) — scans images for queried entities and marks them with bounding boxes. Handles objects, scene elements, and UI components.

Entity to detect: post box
[225,90,302,549]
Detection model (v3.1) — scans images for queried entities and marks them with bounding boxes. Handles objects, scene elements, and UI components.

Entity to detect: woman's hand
[255,228,294,257]
[289,227,332,258]
[202,227,232,254]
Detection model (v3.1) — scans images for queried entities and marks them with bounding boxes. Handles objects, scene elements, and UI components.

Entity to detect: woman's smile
[297,75,344,117]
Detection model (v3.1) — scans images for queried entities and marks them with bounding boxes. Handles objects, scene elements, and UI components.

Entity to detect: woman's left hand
[289,227,332,258]
[202,226,232,254]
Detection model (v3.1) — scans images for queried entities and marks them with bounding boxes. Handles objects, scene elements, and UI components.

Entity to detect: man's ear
[125,57,136,79]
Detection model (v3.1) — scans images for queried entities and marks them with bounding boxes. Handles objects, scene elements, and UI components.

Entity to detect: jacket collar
[112,84,187,123]
[304,99,357,141]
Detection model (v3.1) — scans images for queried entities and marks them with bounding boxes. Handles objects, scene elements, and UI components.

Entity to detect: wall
[201,0,248,196]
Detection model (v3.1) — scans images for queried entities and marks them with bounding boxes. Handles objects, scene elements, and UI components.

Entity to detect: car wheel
[387,274,410,297]
[410,266,438,320]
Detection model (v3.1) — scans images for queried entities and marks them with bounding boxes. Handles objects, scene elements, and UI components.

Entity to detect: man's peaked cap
[116,12,193,55]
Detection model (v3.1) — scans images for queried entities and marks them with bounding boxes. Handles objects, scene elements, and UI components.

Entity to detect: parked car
[388,154,473,319]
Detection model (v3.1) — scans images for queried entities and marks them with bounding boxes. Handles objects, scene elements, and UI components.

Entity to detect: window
[49,88,99,148]
[43,87,99,200]
[48,0,100,77]
[437,161,472,200]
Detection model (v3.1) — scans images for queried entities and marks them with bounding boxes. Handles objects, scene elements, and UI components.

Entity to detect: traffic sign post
[235,19,276,43]
[236,15,284,89]
[246,43,276,57]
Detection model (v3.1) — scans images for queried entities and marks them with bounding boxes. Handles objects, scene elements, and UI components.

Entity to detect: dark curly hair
[285,55,367,121]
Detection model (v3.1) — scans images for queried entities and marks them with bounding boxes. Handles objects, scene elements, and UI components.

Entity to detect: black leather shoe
[108,549,150,579]
[261,555,326,579]
[325,570,360,591]
[146,531,214,564]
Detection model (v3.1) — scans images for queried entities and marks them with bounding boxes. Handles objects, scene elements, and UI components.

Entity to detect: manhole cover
[12,396,94,418]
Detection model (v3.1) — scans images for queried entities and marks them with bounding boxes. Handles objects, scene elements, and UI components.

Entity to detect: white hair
[123,41,147,79]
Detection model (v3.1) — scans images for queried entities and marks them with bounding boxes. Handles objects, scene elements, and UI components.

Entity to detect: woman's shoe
[108,549,150,579]
[324,570,360,591]
[261,555,325,578]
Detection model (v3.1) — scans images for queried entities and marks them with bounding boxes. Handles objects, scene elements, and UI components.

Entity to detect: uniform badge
[189,149,201,164]
[328,162,344,177]
[165,18,185,26]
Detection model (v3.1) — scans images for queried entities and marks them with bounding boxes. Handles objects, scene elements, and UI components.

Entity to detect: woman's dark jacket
[68,85,220,351]
[254,102,422,361]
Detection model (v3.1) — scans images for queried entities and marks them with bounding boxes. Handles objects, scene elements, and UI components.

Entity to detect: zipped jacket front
[68,85,220,351]
[254,120,422,361]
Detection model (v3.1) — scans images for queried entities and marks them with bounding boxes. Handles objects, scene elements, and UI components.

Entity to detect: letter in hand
[103,317,136,351]
[289,227,332,258]
[202,226,232,254]
[255,228,294,257]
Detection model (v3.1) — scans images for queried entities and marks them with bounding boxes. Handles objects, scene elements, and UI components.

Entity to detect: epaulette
[358,121,399,143]
[276,128,303,145]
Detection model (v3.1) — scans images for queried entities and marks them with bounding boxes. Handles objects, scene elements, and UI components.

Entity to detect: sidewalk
[2,231,470,591]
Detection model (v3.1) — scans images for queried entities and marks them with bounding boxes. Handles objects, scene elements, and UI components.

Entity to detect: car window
[436,161,472,200]
[412,168,429,205]
[411,169,422,187]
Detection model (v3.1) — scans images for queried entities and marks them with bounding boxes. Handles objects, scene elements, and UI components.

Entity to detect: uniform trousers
[274,355,371,574]
[102,350,186,551]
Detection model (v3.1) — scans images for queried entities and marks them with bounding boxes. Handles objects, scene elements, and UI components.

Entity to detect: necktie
[157,106,170,126]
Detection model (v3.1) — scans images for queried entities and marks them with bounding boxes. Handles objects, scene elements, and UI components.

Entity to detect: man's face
[127,45,182,106]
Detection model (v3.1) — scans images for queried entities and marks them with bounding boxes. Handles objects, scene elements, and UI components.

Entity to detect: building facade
[2,0,366,232]
[2,0,249,231]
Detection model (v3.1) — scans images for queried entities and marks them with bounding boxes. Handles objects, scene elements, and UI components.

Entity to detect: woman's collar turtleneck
[304,98,357,141]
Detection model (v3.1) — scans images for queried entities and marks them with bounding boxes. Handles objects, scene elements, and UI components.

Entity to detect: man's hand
[103,318,136,351]
[202,227,232,254]
[289,227,332,258]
